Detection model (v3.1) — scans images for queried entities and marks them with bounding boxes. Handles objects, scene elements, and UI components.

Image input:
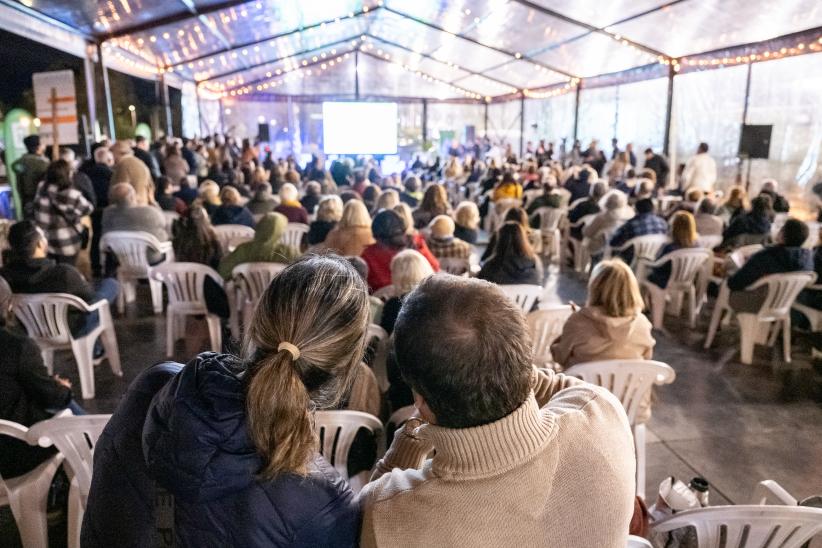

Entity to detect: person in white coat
[682,142,717,193]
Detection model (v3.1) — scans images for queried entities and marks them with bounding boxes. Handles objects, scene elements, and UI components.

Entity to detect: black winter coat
[81,354,359,547]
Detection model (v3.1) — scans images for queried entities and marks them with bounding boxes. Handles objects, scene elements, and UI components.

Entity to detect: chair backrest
[564,359,675,424]
[652,505,822,548]
[660,248,712,289]
[534,207,566,232]
[729,244,764,268]
[27,415,111,499]
[150,262,222,309]
[282,223,309,253]
[498,284,543,312]
[522,189,543,208]
[567,197,586,212]
[232,262,286,304]
[0,275,11,313]
[100,231,165,276]
[11,293,89,345]
[494,198,522,216]
[804,221,820,249]
[372,284,397,300]
[526,305,573,367]
[161,211,179,233]
[623,234,669,264]
[213,224,255,253]
[439,257,470,276]
[695,234,722,250]
[749,271,817,321]
[626,535,653,548]
[366,323,388,346]
[314,410,383,479]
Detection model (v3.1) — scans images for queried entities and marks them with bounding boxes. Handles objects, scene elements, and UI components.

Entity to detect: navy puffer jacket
[81,353,360,547]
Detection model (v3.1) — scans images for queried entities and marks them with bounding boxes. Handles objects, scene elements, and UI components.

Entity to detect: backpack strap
[153,482,175,547]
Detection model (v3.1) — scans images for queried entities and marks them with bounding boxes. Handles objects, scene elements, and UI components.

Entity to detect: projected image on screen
[322,102,398,155]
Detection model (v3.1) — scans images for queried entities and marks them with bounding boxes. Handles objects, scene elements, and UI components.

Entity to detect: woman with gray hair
[307,195,343,246]
[582,190,633,256]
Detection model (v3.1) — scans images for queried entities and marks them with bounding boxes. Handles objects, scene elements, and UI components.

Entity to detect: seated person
[694,197,724,237]
[482,207,540,261]
[300,181,322,215]
[359,275,636,547]
[307,195,343,247]
[670,187,703,216]
[154,176,186,214]
[217,212,297,279]
[246,182,279,216]
[399,175,423,208]
[563,166,593,203]
[274,183,309,224]
[1,221,119,344]
[647,211,698,288]
[525,183,563,228]
[173,176,198,205]
[412,184,451,229]
[197,180,221,216]
[721,194,772,249]
[211,186,255,228]
[478,223,540,286]
[727,218,813,313]
[492,171,523,202]
[551,260,655,420]
[568,181,607,240]
[609,198,668,264]
[320,199,375,257]
[453,201,480,244]
[758,179,789,213]
[0,319,83,479]
[425,215,472,261]
[102,182,168,242]
[582,191,633,257]
[380,250,435,336]
[794,224,822,330]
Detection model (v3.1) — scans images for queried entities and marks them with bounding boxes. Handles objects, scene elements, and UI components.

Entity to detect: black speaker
[739,124,772,159]
[258,123,270,142]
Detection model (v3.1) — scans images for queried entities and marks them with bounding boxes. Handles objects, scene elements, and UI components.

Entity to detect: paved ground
[2,267,822,547]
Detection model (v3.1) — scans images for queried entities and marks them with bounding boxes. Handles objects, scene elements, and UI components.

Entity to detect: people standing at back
[12,135,50,218]
[682,142,717,193]
[34,159,94,265]
[644,148,670,189]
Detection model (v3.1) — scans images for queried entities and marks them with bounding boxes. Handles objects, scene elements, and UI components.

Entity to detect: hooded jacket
[211,203,255,228]
[81,355,359,547]
[217,212,297,278]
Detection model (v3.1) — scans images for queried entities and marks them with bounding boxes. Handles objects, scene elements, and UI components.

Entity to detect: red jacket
[361,236,440,292]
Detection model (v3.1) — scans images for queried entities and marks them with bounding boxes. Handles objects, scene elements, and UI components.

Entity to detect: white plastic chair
[626,536,652,548]
[161,210,179,234]
[652,505,822,548]
[150,263,224,358]
[314,410,383,493]
[0,419,64,548]
[231,262,286,337]
[485,198,522,233]
[438,257,471,276]
[100,231,173,314]
[526,305,573,369]
[282,222,309,254]
[532,207,566,263]
[0,275,11,313]
[561,214,596,273]
[213,224,255,254]
[695,234,722,250]
[372,284,397,300]
[804,221,820,249]
[565,359,676,500]
[498,284,543,312]
[639,248,712,329]
[11,293,122,399]
[609,234,669,270]
[28,415,111,548]
[522,189,543,209]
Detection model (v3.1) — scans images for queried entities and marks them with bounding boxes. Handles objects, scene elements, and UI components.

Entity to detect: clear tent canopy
[13,0,822,101]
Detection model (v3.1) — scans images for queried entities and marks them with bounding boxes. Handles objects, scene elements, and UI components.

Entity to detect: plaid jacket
[609,213,667,263]
[34,183,94,257]
[426,236,473,260]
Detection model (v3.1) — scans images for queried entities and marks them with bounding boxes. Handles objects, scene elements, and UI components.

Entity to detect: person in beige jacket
[359,275,636,548]
[320,199,375,256]
[551,259,656,421]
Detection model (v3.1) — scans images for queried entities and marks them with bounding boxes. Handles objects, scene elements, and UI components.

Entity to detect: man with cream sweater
[359,275,636,547]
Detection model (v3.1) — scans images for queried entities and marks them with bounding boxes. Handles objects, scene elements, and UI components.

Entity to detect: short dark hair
[23,135,41,154]
[751,194,772,215]
[698,198,717,215]
[45,160,73,190]
[393,275,534,428]
[781,218,809,247]
[8,220,42,260]
[636,198,655,214]
[644,148,653,154]
[698,142,709,153]
[371,209,407,248]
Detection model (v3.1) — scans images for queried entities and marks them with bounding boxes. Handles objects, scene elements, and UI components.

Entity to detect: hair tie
[278,341,301,360]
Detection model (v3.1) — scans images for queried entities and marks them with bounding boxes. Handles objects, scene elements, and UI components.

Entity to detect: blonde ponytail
[244,255,369,478]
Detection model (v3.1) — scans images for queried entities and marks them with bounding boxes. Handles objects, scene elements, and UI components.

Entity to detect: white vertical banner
[288,97,301,158]
[33,69,78,145]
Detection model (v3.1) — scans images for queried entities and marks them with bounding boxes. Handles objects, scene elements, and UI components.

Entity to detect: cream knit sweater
[359,370,636,547]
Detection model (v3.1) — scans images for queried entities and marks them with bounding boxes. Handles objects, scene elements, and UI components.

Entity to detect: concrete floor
[2,268,822,546]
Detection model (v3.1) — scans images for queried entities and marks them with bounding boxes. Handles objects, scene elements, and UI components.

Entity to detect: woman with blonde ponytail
[82,255,370,547]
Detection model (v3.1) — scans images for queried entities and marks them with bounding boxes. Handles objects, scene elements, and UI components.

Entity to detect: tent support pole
[160,74,173,137]
[421,98,428,144]
[97,43,115,140]
[484,102,489,137]
[738,61,753,188]
[354,51,360,100]
[83,48,97,153]
[572,84,581,142]
[519,93,525,159]
[663,64,675,157]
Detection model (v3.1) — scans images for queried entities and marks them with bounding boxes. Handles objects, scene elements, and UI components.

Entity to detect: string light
[678,33,822,71]
[522,78,580,99]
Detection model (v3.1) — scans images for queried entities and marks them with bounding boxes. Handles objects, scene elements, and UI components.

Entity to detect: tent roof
[11,0,822,99]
